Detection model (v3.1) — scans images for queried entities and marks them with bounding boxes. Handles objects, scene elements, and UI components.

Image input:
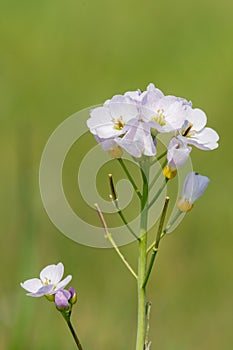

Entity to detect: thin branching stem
[95,203,138,280]
[117,209,139,241]
[148,178,168,209]
[146,210,182,255]
[150,150,167,166]
[161,209,183,237]
[108,174,139,241]
[143,197,170,288]
[149,159,167,191]
[117,158,142,199]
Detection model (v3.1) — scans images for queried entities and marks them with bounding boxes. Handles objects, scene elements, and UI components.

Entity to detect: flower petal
[182,127,219,150]
[109,101,138,121]
[124,90,147,103]
[182,172,210,203]
[55,275,72,291]
[20,278,43,293]
[116,120,156,157]
[94,136,117,151]
[40,262,64,285]
[87,107,114,137]
[143,97,186,132]
[26,284,54,297]
[55,290,71,308]
[185,107,207,131]
[167,138,192,169]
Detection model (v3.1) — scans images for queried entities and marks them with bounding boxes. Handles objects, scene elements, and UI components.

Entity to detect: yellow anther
[152,109,166,126]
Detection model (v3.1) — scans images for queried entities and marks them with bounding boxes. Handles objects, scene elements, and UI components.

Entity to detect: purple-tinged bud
[55,290,71,310]
[68,287,77,305]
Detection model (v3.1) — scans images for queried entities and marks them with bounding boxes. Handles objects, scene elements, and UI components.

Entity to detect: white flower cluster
[87,83,219,174]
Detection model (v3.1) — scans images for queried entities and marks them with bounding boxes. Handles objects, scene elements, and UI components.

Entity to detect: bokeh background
[1,0,232,349]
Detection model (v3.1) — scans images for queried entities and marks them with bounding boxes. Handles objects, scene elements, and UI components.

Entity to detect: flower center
[113,116,125,130]
[43,277,52,285]
[152,109,166,126]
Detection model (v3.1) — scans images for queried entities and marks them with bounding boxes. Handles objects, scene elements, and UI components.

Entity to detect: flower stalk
[143,197,170,289]
[148,178,168,209]
[95,203,138,280]
[108,173,139,241]
[60,310,83,350]
[117,158,142,199]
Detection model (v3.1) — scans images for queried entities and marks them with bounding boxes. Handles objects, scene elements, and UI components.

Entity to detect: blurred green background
[0,0,232,349]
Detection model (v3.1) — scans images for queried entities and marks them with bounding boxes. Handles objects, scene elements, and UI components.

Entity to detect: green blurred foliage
[0,0,232,349]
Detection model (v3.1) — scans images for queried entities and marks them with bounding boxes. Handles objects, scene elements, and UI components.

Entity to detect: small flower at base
[163,165,177,179]
[69,287,77,305]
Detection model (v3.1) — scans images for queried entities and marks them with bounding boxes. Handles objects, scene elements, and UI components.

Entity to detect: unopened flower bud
[68,287,77,305]
[177,172,210,212]
[163,165,177,179]
[55,290,71,311]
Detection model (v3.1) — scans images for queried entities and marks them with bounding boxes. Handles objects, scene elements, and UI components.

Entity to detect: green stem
[143,197,170,288]
[146,209,182,255]
[149,159,167,191]
[161,209,182,237]
[64,316,84,350]
[150,150,167,166]
[148,178,168,209]
[118,158,142,199]
[106,231,138,279]
[136,162,149,350]
[117,209,139,241]
[147,200,179,255]
[108,173,139,241]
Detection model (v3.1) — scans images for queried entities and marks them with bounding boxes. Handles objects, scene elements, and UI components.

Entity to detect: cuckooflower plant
[22,83,219,350]
[86,83,219,350]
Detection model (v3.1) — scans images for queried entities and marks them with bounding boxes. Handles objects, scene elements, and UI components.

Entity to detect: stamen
[182,121,193,137]
[152,109,166,126]
[44,277,51,285]
[113,116,125,130]
[183,125,192,137]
